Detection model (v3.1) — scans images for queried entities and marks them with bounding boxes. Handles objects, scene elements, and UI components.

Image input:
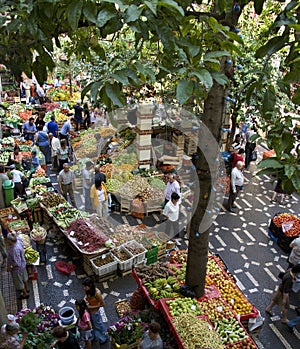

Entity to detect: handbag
[250,150,257,161]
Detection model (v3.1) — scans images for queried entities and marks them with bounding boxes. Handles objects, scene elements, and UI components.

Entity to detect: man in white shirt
[163,192,180,238]
[82,161,94,212]
[49,133,60,171]
[227,161,244,213]
[9,164,27,196]
[58,163,76,207]
[164,173,181,206]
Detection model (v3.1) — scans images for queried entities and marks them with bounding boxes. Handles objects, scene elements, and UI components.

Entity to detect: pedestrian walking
[90,179,108,218]
[82,161,94,212]
[227,161,244,213]
[58,163,77,207]
[231,148,245,168]
[59,118,76,146]
[266,265,300,324]
[244,126,257,169]
[82,277,107,345]
[75,299,93,349]
[162,192,180,238]
[73,101,83,131]
[83,102,91,130]
[94,165,106,184]
[46,115,59,138]
[270,178,286,205]
[6,232,30,300]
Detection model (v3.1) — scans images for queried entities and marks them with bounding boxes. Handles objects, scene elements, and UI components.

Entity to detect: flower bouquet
[108,315,146,349]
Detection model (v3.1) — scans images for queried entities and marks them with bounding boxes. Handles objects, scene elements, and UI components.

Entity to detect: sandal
[265,309,275,317]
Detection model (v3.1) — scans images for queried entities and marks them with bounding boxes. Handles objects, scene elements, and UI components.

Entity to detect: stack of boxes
[136,104,153,169]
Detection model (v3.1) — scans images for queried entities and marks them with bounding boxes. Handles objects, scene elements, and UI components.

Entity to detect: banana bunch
[24,246,39,264]
[144,276,181,300]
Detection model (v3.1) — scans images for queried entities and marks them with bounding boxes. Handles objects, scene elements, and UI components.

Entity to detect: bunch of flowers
[15,304,59,333]
[107,315,146,345]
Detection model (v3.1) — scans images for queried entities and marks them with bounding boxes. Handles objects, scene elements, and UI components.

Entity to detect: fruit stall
[131,250,260,349]
[268,212,300,252]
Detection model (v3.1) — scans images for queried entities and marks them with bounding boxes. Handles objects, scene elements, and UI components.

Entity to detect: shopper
[31,150,40,171]
[94,165,106,184]
[227,161,244,213]
[9,164,27,196]
[139,322,163,349]
[9,146,23,167]
[270,178,286,205]
[82,161,94,212]
[47,115,59,138]
[90,179,108,218]
[75,299,93,349]
[0,165,9,209]
[6,232,29,300]
[287,236,300,268]
[163,192,180,238]
[51,326,80,349]
[82,277,107,344]
[266,265,300,324]
[57,139,71,172]
[73,101,83,131]
[0,322,28,349]
[59,118,75,146]
[231,148,245,168]
[48,133,60,171]
[58,163,77,207]
[83,102,91,130]
[244,126,257,169]
[35,112,46,130]
[22,117,37,143]
[35,125,51,164]
[164,173,181,206]
[231,134,242,152]
[0,232,7,267]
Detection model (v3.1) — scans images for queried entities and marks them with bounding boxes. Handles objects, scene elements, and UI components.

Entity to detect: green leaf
[191,69,213,91]
[89,81,102,102]
[254,0,265,15]
[262,89,276,116]
[157,0,184,16]
[292,88,300,104]
[111,69,129,86]
[67,0,83,31]
[284,164,295,179]
[176,80,194,105]
[215,0,226,13]
[106,83,124,107]
[83,2,97,23]
[257,158,284,169]
[283,69,300,83]
[255,35,287,58]
[145,0,158,15]
[291,175,300,194]
[204,51,231,60]
[125,5,143,22]
[97,8,116,28]
[211,72,229,86]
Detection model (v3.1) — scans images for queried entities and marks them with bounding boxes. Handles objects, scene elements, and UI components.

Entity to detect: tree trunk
[186,82,227,298]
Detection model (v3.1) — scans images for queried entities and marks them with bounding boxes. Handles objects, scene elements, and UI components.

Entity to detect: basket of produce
[90,253,118,277]
[11,197,28,214]
[115,299,131,318]
[123,240,147,265]
[111,246,134,271]
[30,224,47,244]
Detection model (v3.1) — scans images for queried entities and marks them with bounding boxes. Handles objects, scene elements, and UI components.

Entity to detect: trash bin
[3,180,15,207]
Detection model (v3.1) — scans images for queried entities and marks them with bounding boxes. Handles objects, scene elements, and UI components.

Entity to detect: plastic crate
[112,246,134,271]
[123,240,147,265]
[90,253,118,276]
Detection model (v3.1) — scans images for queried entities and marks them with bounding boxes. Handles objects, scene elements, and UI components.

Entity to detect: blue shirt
[47,121,59,137]
[60,121,71,136]
[37,131,49,147]
[22,121,37,141]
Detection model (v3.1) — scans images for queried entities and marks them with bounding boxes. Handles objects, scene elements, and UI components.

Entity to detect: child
[75,299,93,349]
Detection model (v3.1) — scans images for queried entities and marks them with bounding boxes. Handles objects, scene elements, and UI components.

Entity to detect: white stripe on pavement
[269,324,294,349]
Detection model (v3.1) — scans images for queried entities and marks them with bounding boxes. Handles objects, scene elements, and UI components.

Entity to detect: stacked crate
[172,132,184,162]
[184,131,198,155]
[136,104,153,169]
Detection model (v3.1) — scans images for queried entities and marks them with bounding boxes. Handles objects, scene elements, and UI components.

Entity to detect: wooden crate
[120,197,132,213]
[32,207,43,224]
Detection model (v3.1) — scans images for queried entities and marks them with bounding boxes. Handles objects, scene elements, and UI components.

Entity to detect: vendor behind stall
[9,164,27,196]
[22,117,37,143]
